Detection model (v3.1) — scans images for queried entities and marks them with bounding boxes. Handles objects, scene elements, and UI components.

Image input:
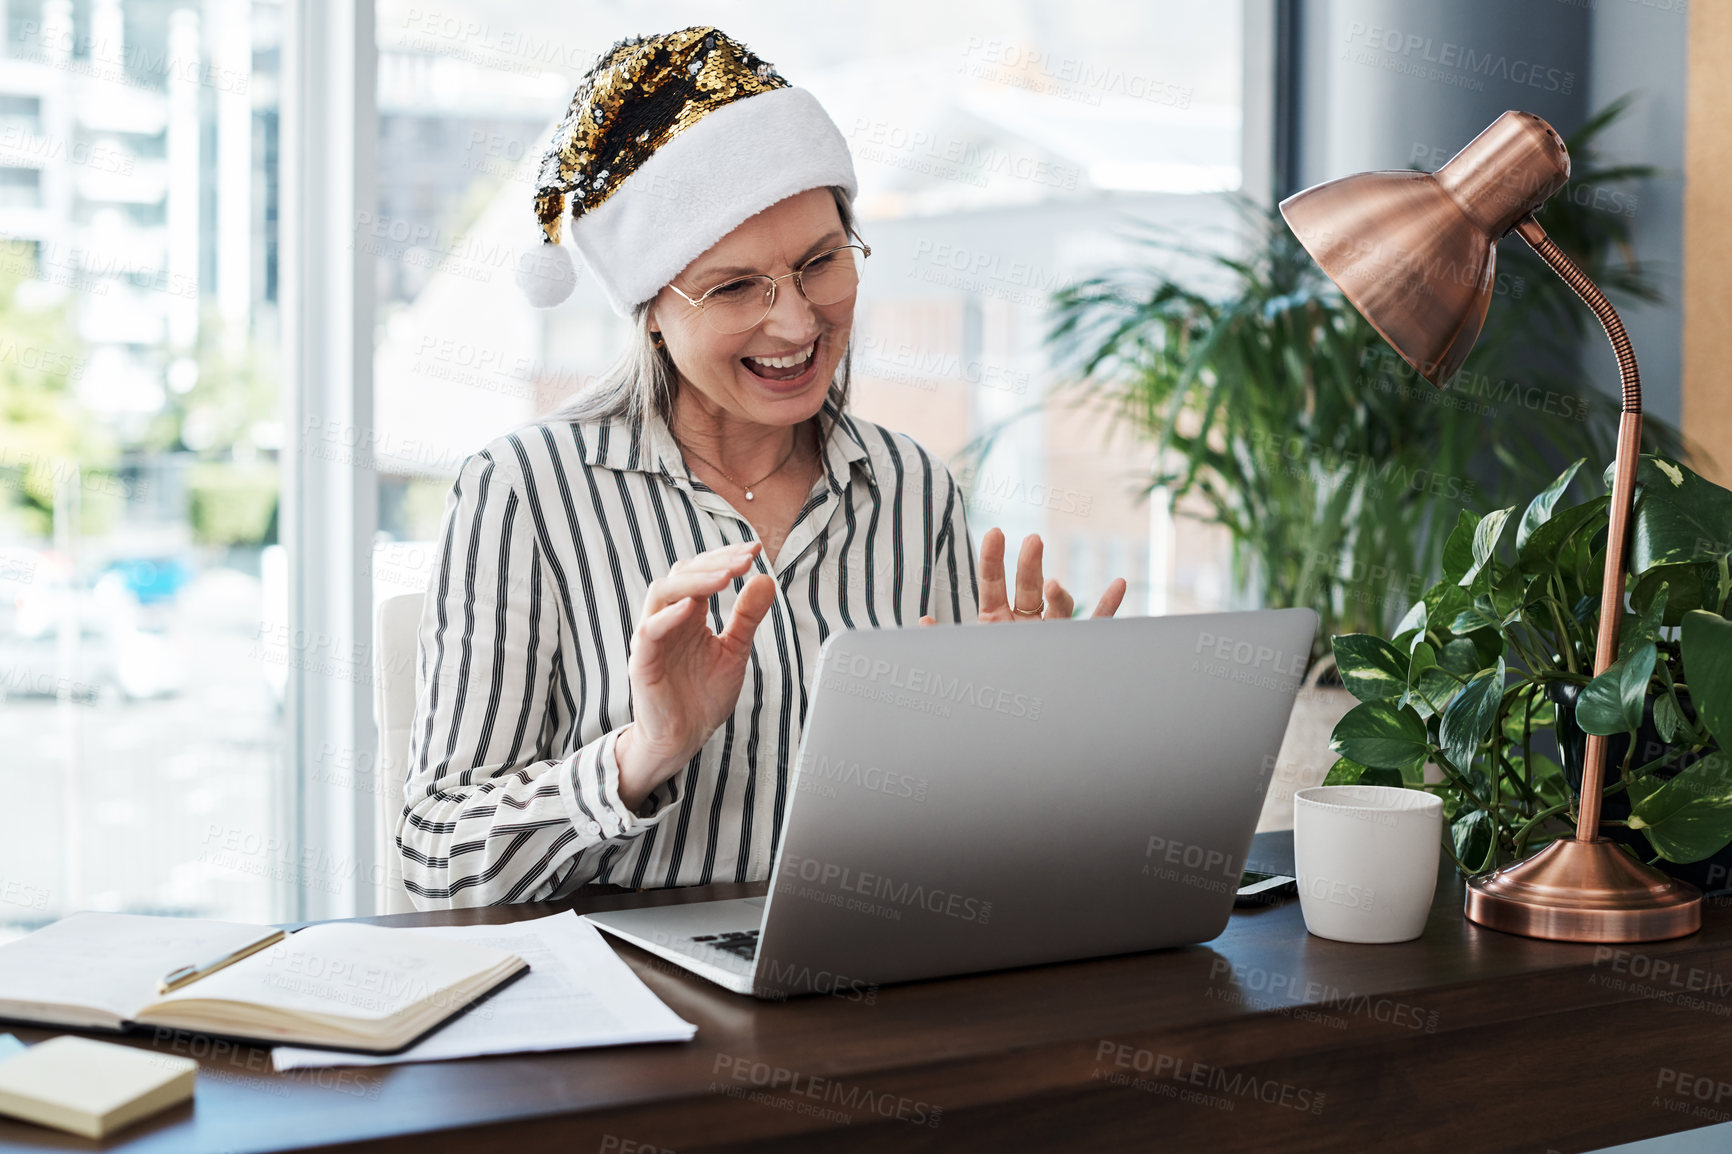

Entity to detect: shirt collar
[575,393,878,492]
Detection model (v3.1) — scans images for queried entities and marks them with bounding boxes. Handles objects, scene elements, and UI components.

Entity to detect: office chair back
[373,591,425,914]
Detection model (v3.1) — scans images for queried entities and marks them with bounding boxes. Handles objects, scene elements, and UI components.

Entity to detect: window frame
[279,0,379,920]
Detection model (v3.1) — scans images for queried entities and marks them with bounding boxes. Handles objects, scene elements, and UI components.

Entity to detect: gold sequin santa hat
[515,27,858,313]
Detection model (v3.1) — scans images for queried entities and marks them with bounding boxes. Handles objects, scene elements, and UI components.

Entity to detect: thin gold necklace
[675,424,806,502]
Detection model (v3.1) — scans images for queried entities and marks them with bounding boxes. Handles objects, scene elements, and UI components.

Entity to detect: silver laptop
[586,608,1317,999]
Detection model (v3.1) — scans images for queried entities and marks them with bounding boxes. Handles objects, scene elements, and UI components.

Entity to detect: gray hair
[540,185,860,443]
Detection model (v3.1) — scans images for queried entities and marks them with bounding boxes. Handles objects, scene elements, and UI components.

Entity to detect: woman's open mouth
[740,337,820,389]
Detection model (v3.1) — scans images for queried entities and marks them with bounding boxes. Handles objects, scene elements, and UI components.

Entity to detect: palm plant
[0,249,119,538]
[1040,98,1677,664]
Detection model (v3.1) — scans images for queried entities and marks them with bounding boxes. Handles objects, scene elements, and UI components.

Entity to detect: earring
[650,330,666,349]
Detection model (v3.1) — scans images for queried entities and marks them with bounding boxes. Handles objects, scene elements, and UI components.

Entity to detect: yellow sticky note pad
[0,1036,196,1139]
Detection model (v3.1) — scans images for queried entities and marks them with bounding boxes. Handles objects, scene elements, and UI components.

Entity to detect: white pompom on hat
[513,234,578,308]
[519,27,857,316]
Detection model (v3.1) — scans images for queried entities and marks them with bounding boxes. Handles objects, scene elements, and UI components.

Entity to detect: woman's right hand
[614,540,777,812]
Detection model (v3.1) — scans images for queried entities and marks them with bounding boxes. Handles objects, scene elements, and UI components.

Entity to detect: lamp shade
[1278,111,1571,386]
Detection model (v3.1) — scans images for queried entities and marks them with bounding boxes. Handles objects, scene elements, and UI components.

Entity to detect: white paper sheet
[270,912,695,1069]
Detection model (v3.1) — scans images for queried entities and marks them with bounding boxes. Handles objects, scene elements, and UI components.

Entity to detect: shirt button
[587,821,601,834]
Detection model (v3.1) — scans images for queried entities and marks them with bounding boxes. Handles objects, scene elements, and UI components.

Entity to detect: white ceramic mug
[1292,784,1443,943]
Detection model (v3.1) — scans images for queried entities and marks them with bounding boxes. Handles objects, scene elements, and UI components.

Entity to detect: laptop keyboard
[690,929,759,960]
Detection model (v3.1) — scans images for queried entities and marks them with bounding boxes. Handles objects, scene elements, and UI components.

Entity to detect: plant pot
[1256,657,1358,833]
[1547,681,1732,895]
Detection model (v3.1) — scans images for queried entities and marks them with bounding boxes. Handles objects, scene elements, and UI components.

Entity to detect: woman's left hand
[920,527,1126,626]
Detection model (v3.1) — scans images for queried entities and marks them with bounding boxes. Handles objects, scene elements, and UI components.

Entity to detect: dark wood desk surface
[3,831,1731,1154]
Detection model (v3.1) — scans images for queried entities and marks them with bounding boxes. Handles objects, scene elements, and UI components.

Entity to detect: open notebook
[0,913,527,1055]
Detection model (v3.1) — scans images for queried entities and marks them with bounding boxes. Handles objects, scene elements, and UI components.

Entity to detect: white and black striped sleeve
[397,449,680,909]
[930,465,981,625]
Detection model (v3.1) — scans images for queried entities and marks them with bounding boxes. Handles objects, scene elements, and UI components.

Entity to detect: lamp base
[1464,838,1702,942]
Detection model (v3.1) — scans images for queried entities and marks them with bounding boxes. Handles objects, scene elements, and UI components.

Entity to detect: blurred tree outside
[145,312,282,549]
[0,243,123,541]
[0,246,282,550]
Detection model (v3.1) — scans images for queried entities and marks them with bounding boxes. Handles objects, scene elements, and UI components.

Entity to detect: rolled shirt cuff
[561,728,684,841]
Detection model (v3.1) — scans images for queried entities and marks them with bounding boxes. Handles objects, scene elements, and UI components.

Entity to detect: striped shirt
[399,394,981,908]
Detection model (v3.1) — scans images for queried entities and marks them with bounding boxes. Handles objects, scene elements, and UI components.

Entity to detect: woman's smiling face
[649,187,856,426]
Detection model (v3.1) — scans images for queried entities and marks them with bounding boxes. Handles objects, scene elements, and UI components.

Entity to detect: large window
[367,0,1245,614]
[1,1,1247,934]
[0,0,284,941]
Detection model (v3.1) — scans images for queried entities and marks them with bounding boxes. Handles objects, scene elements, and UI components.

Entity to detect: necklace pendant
[744,489,754,501]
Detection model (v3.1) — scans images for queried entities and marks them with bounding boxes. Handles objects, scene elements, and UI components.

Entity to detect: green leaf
[1424,585,1473,638]
[1628,753,1732,863]
[1631,563,1708,628]
[1576,641,1657,736]
[1621,456,1732,573]
[1394,599,1428,645]
[1518,495,1610,574]
[1410,665,1463,721]
[1467,627,1506,670]
[1441,510,1482,585]
[1330,701,1431,772]
[1407,640,1437,683]
[1627,754,1729,828]
[1399,637,1441,720]
[1654,692,1683,744]
[1515,459,1585,550]
[1450,599,1518,642]
[1439,659,1505,773]
[1451,809,1494,874]
[1323,756,1403,788]
[1450,602,1502,634]
[1436,638,1482,678]
[1332,634,1411,702]
[1489,565,1531,620]
[1619,583,1668,659]
[1682,610,1732,741]
[1402,641,1437,715]
[1460,506,1515,588]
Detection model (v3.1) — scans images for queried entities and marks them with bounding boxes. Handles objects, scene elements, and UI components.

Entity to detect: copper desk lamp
[1280,111,1701,943]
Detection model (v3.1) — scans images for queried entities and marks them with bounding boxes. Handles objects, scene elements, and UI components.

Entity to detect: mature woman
[399,27,1126,909]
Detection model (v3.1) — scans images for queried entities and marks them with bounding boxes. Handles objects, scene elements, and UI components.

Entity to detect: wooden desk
[3,831,1731,1154]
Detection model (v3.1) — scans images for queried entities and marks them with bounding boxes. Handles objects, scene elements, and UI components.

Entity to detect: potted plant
[1025,98,1677,812]
[1326,455,1732,888]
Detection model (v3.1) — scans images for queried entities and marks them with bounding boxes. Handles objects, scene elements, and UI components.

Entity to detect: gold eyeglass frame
[665,242,872,333]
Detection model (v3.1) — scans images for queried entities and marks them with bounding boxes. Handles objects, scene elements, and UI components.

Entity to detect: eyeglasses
[666,242,871,335]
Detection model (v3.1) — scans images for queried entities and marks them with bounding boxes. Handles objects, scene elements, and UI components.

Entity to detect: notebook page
[0,913,278,1029]
[150,922,521,1022]
[271,912,695,1068]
